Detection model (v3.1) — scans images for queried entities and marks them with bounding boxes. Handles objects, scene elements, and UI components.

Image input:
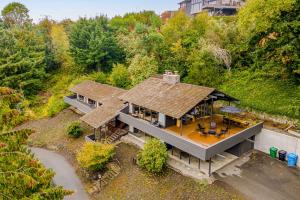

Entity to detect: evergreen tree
[0,26,46,95]
[69,16,125,72]
[0,129,71,199]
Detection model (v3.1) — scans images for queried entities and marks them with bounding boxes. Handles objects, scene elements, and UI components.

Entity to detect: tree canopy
[1,2,30,26]
[0,129,71,199]
[69,16,125,72]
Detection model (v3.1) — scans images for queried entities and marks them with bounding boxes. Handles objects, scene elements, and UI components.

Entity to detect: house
[65,72,263,176]
[179,0,243,16]
[161,11,177,23]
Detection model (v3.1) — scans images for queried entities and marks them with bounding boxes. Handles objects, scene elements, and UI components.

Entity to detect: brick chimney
[163,70,180,84]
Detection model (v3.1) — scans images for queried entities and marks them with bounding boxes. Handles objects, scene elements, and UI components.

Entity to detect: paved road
[31,147,89,200]
[216,151,300,200]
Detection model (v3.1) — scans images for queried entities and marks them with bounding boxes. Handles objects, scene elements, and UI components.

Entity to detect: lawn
[17,108,243,200]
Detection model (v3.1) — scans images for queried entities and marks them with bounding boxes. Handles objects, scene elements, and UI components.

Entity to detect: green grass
[220,70,300,120]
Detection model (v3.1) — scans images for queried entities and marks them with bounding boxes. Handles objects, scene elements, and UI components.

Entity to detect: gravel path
[31,147,89,200]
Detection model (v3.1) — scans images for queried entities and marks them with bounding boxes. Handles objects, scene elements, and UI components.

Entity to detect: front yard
[17,108,242,200]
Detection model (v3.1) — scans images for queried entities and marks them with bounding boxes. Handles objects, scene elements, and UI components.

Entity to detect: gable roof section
[119,77,215,119]
[80,98,126,129]
[70,80,126,103]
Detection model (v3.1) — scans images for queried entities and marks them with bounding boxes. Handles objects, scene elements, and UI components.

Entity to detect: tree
[161,11,190,45]
[128,54,158,85]
[77,142,115,171]
[109,63,131,88]
[0,129,71,199]
[237,0,296,38]
[236,0,300,80]
[69,16,125,72]
[1,2,30,26]
[38,17,60,72]
[0,87,24,132]
[0,27,46,95]
[137,138,168,173]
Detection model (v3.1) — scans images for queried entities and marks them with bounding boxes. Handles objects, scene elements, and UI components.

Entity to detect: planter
[85,134,96,142]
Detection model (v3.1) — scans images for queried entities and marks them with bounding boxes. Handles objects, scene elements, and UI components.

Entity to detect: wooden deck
[166,115,248,147]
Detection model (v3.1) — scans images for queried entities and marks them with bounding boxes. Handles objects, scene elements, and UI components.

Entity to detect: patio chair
[208,121,217,135]
[210,121,217,129]
[216,127,228,138]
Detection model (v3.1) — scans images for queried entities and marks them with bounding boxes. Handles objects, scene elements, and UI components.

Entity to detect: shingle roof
[70,80,126,103]
[80,98,126,129]
[70,80,127,128]
[119,77,215,119]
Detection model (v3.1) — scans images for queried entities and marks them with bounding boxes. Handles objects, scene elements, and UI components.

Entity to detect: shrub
[77,142,115,171]
[93,72,108,84]
[137,138,168,173]
[67,121,83,138]
[109,63,131,88]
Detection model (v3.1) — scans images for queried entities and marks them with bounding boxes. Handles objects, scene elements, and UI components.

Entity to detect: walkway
[31,147,89,200]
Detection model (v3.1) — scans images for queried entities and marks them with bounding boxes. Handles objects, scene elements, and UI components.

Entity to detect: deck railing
[117,111,263,161]
[117,112,208,160]
[64,95,94,114]
[202,0,241,8]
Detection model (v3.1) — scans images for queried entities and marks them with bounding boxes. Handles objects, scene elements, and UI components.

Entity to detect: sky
[0,0,179,22]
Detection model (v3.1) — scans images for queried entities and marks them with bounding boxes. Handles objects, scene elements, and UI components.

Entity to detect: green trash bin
[270,147,278,158]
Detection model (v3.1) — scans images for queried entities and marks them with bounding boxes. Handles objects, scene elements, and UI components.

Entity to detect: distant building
[161,11,177,23]
[179,0,243,16]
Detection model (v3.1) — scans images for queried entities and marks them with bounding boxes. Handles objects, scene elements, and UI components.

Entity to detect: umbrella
[220,106,243,131]
[220,106,242,114]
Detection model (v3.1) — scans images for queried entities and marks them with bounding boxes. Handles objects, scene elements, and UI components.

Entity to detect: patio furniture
[210,121,217,129]
[208,129,216,135]
[151,121,161,127]
[208,121,217,135]
[220,106,243,129]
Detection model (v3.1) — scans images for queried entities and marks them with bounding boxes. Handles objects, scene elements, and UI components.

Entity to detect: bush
[67,121,83,138]
[137,138,168,173]
[77,142,115,171]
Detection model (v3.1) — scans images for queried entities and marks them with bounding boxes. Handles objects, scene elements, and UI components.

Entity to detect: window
[88,99,96,105]
[78,95,84,101]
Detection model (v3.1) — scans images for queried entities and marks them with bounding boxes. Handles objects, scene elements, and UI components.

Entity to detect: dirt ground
[216,151,300,200]
[17,108,242,200]
[96,142,241,200]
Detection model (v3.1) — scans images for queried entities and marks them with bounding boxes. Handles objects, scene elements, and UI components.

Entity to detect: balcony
[202,0,241,9]
[117,111,263,161]
[64,95,95,114]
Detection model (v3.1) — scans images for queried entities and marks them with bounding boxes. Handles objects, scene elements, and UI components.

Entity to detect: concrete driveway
[31,147,89,200]
[215,151,300,200]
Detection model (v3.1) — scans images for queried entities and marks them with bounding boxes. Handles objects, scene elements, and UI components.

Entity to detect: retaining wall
[254,128,300,167]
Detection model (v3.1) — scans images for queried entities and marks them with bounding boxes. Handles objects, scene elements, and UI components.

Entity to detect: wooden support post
[208,158,212,177]
[179,150,182,160]
[99,127,101,141]
[198,159,201,169]
[180,118,183,136]
[150,110,152,122]
[171,146,173,155]
[189,154,191,164]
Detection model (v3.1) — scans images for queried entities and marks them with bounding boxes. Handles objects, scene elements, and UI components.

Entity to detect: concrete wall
[254,129,300,167]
